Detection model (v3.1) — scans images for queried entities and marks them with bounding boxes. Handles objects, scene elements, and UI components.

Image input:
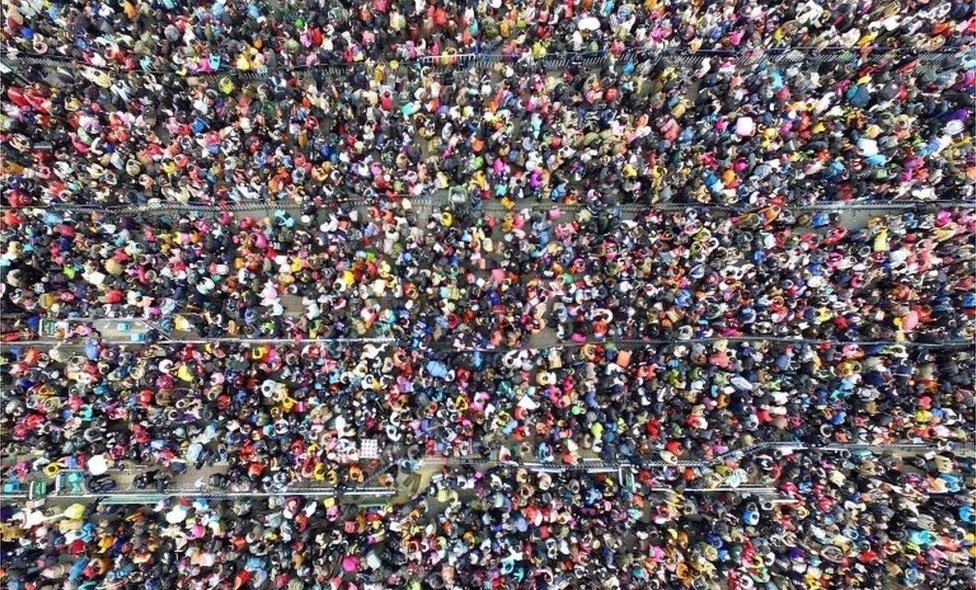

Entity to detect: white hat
[166,505,188,524]
[88,454,109,476]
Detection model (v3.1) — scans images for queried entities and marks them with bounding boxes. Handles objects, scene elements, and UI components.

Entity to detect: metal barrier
[417,441,953,473]
[3,333,971,350]
[54,487,395,500]
[425,336,975,353]
[10,198,973,216]
[2,442,966,503]
[414,45,966,71]
[3,44,966,81]
[0,336,394,348]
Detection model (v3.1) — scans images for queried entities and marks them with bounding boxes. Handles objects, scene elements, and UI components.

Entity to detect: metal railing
[418,441,964,471]
[3,44,967,80]
[9,196,975,216]
[423,336,975,353]
[414,45,968,70]
[3,333,972,350]
[2,441,967,503]
[0,336,394,347]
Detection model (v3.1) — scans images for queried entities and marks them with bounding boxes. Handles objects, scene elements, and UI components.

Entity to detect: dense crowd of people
[3,454,974,589]
[3,333,975,487]
[3,1,975,208]
[6,0,972,70]
[2,0,974,588]
[3,207,974,345]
